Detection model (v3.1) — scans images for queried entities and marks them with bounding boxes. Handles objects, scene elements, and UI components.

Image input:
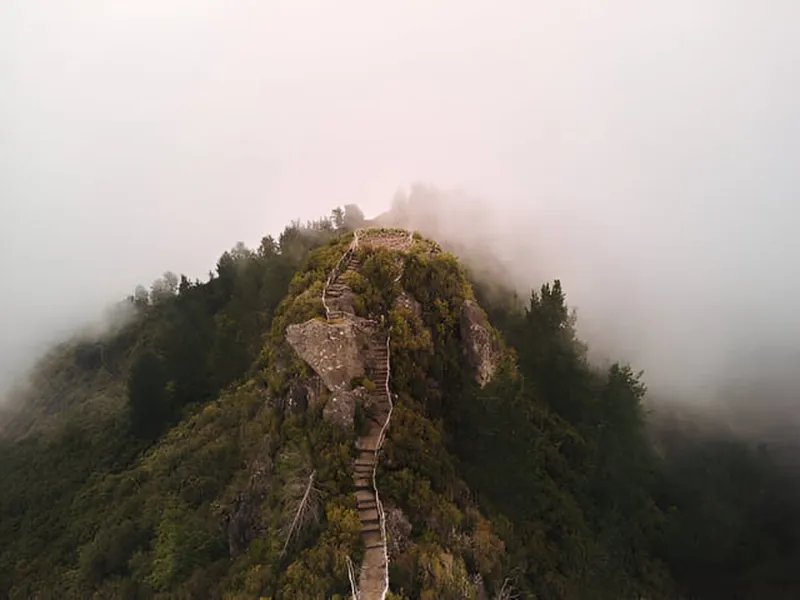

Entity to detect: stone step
[361,522,381,534]
[367,414,387,426]
[364,541,385,551]
[359,508,380,523]
[355,489,375,504]
[360,561,388,574]
[362,529,383,546]
[357,438,379,450]
[358,499,377,510]
[354,477,371,490]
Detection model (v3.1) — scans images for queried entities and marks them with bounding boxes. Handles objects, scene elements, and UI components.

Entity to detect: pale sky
[2,1,799,408]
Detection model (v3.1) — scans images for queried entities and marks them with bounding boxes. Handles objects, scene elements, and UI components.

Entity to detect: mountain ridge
[2,204,800,599]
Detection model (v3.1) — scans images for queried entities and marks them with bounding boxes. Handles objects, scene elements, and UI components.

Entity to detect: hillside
[2,206,800,599]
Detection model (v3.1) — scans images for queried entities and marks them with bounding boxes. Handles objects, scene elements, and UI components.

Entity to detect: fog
[2,1,800,420]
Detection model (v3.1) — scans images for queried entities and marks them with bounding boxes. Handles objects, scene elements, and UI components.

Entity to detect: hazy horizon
[3,1,800,425]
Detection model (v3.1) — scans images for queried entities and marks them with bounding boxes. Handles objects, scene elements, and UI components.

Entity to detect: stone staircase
[323,231,391,599]
[354,339,391,598]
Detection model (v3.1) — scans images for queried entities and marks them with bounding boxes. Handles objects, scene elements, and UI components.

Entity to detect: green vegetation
[1,206,799,599]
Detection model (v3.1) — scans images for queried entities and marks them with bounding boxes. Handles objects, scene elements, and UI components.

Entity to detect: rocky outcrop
[285,318,374,392]
[222,451,271,557]
[283,378,321,414]
[394,290,422,319]
[285,228,436,598]
[323,386,367,428]
[325,282,358,316]
[460,300,500,387]
[385,506,412,559]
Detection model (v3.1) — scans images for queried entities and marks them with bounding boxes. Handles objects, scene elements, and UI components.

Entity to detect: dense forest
[1,203,800,599]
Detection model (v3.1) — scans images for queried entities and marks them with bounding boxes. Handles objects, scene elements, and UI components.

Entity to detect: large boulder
[286,318,374,392]
[322,386,367,428]
[460,301,500,387]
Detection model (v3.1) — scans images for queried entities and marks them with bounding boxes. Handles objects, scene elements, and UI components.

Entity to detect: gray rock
[283,378,321,414]
[384,505,413,558]
[322,386,367,428]
[326,286,358,315]
[460,300,500,387]
[223,452,271,557]
[394,290,422,319]
[286,318,374,392]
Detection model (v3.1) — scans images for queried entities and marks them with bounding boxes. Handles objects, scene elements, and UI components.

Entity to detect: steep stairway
[323,229,394,599]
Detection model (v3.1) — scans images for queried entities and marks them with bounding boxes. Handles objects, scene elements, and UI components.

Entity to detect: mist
[2,1,800,424]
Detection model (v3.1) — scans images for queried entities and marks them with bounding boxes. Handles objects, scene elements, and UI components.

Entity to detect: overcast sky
[2,1,799,406]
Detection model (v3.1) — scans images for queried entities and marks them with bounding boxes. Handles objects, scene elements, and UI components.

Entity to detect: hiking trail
[322,228,413,600]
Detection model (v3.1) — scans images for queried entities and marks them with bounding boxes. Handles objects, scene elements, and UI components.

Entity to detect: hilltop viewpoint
[2,203,800,600]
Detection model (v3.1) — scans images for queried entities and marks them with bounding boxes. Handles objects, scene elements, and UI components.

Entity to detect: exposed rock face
[385,506,413,559]
[223,452,271,557]
[460,300,500,387]
[283,378,321,414]
[394,290,422,319]
[285,318,371,392]
[322,386,367,428]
